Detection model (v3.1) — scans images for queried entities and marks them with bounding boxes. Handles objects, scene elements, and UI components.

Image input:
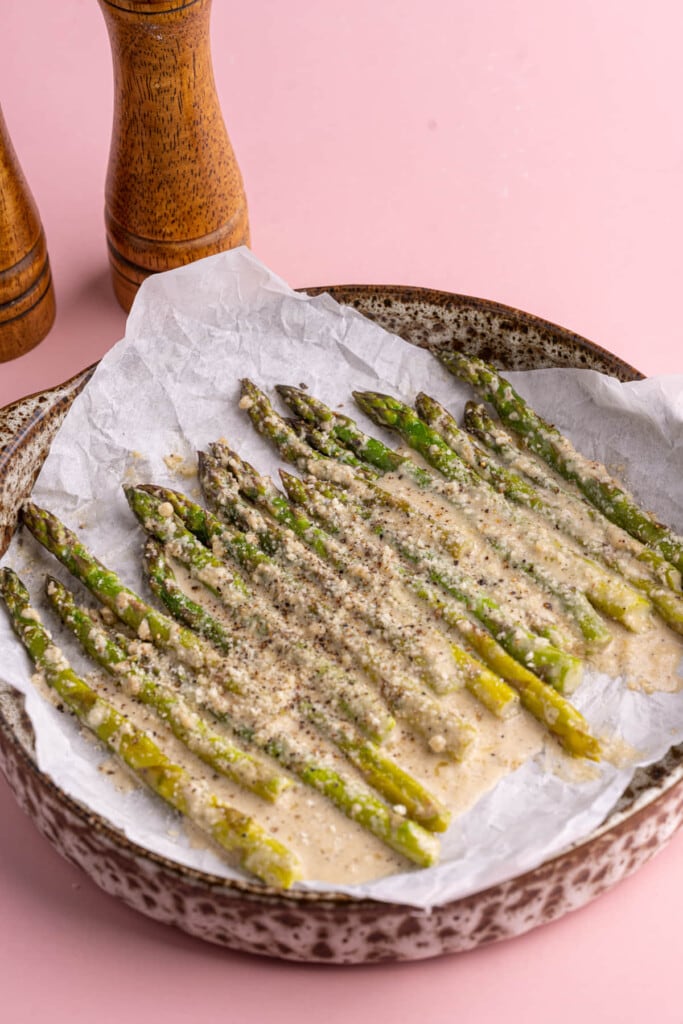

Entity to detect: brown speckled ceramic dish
[1,284,682,964]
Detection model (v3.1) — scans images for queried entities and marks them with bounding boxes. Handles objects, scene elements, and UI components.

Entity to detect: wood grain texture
[98,0,250,311]
[0,105,56,362]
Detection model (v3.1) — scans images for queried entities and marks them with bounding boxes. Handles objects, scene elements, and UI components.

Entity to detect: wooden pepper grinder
[0,105,56,362]
[98,0,250,311]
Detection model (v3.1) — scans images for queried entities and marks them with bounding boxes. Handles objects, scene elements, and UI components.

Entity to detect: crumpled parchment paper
[2,247,683,909]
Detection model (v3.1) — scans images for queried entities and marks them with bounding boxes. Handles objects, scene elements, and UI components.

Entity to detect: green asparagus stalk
[7,570,439,870]
[351,390,479,488]
[45,575,291,802]
[239,379,376,482]
[295,703,451,833]
[183,454,282,559]
[275,384,414,476]
[262,735,440,865]
[242,464,519,719]
[20,502,244,688]
[273,429,466,562]
[414,576,600,760]
[143,534,391,746]
[416,391,549,509]
[418,391,666,641]
[279,432,579,647]
[204,692,442,864]
[142,538,238,656]
[0,567,302,888]
[440,351,683,574]
[276,387,666,634]
[463,400,593,495]
[285,417,381,478]
[15,502,444,862]
[273,382,432,487]
[139,541,444,857]
[280,472,601,760]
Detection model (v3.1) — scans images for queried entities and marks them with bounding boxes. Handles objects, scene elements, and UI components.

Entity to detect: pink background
[1,1,682,1019]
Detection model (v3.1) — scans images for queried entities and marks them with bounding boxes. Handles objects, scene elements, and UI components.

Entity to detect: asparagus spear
[439,350,683,574]
[463,400,679,582]
[203,444,520,719]
[200,451,464,639]
[208,439,460,561]
[416,391,553,510]
[276,469,521,674]
[418,390,674,638]
[279,472,601,760]
[274,384,413,475]
[239,379,376,482]
[127,485,477,760]
[354,389,651,637]
[45,575,291,802]
[260,736,441,865]
[143,538,238,656]
[0,567,302,888]
[308,709,450,832]
[141,537,449,830]
[464,401,596,497]
[420,392,683,606]
[20,502,241,687]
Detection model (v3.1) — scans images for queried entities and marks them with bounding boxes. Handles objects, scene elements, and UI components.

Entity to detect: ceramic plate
[1,284,682,964]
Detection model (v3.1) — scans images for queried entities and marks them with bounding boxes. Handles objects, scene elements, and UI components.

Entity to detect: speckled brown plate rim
[0,282,673,920]
[305,284,644,379]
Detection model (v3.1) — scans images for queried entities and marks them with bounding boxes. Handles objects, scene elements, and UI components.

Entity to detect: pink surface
[1,0,682,1018]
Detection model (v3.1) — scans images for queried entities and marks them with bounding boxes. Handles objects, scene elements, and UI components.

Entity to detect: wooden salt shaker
[98,0,250,311]
[0,105,56,362]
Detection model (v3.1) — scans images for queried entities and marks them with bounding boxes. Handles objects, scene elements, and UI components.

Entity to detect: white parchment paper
[3,246,683,909]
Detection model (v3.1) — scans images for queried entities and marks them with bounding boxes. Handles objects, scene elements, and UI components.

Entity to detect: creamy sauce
[388,473,566,622]
[591,622,683,693]
[26,433,683,889]
[77,635,544,883]
[382,467,683,686]
[80,663,410,883]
